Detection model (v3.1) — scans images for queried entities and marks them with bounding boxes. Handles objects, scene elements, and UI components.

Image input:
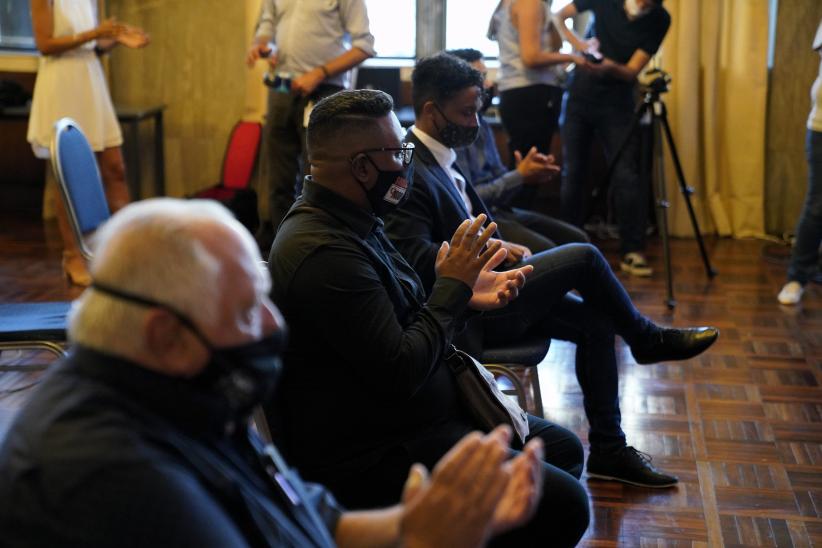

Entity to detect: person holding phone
[553,0,670,277]
[245,0,376,252]
[28,0,149,286]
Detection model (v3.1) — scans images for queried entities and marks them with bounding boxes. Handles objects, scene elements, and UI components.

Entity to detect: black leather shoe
[587,446,678,488]
[631,326,719,365]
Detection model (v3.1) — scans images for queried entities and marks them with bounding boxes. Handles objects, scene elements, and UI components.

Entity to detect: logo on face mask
[383,176,409,205]
[433,103,480,149]
[355,154,415,216]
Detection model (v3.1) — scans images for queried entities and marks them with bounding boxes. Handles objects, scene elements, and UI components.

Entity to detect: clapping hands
[435,215,533,311]
[400,426,544,548]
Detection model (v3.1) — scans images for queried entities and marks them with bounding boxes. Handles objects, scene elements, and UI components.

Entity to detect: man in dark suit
[384,53,718,489]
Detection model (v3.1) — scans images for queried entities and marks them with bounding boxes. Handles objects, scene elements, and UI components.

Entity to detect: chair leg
[0,341,66,361]
[525,365,544,418]
[485,363,544,417]
[485,364,528,412]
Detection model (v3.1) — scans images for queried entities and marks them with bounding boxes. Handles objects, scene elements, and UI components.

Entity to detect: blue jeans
[482,243,653,451]
[560,94,648,254]
[788,129,822,284]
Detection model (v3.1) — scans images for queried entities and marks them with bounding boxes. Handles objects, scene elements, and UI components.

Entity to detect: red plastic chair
[193,121,262,233]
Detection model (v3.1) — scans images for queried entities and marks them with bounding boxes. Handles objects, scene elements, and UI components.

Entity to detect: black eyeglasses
[353,142,415,166]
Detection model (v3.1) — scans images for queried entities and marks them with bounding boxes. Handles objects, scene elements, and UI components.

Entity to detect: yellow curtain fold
[656,0,769,238]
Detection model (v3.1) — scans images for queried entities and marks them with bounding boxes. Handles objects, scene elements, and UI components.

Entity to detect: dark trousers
[261,85,342,230]
[499,84,564,158]
[560,94,648,254]
[499,84,564,208]
[788,129,822,284]
[325,415,589,548]
[482,243,653,451]
[496,207,590,253]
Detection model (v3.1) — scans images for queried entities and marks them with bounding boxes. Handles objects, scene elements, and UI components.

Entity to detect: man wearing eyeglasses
[266,89,591,548]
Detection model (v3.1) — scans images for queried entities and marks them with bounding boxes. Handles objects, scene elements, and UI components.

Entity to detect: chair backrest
[50,118,110,260]
[222,121,262,190]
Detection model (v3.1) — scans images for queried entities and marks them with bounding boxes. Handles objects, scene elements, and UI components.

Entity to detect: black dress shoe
[631,326,719,365]
[587,446,678,488]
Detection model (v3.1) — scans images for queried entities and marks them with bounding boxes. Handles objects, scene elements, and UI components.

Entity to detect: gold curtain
[658,0,769,238]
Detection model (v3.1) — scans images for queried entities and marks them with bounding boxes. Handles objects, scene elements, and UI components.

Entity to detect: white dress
[27,0,122,159]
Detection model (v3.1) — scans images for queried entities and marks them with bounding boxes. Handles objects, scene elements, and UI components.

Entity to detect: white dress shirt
[411,126,474,215]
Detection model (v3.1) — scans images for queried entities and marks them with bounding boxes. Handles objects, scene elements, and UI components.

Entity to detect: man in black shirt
[0,198,548,547]
[268,89,591,547]
[554,0,671,276]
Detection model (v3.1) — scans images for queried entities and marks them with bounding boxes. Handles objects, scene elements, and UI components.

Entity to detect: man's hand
[400,427,514,548]
[291,67,326,97]
[489,238,532,266]
[435,215,503,289]
[514,147,560,185]
[246,42,277,68]
[490,439,545,536]
[468,248,533,311]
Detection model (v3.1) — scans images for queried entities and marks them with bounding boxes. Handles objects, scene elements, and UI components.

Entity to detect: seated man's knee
[559,242,606,270]
[537,466,590,547]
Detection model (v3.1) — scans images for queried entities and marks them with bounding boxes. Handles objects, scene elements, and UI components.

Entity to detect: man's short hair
[307,89,394,158]
[412,53,484,116]
[447,48,484,64]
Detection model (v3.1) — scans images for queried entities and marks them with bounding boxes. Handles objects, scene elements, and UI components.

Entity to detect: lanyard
[252,437,337,548]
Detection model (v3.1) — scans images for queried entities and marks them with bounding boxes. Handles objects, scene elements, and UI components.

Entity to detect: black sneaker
[631,326,719,365]
[587,446,678,488]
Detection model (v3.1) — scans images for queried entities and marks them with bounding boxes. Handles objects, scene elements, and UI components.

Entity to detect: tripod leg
[658,106,717,278]
[652,108,676,309]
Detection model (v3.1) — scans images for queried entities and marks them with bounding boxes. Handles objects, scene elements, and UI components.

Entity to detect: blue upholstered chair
[0,119,105,367]
[50,118,111,261]
[0,303,70,363]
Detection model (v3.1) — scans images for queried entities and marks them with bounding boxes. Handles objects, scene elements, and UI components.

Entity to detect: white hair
[68,198,254,357]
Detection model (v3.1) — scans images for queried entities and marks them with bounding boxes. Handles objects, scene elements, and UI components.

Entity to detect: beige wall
[106,0,267,197]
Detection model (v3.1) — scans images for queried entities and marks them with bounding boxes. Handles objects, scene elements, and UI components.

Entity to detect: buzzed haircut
[412,53,484,116]
[447,48,484,64]
[306,89,394,160]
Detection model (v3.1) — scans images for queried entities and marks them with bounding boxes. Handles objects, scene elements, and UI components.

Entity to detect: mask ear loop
[90,281,214,351]
[349,152,376,193]
[431,102,449,135]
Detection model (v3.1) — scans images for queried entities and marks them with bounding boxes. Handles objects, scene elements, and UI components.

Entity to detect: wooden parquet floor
[1,213,821,547]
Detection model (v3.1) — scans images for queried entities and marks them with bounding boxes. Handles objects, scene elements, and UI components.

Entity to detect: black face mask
[357,156,414,217]
[90,282,286,418]
[433,103,480,148]
[480,86,496,114]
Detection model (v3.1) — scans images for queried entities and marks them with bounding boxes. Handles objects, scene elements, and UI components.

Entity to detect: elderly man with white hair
[0,198,545,548]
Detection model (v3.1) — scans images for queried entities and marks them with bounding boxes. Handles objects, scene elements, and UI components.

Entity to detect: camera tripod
[605,71,717,309]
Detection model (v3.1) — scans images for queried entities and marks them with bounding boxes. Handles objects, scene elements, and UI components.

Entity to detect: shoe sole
[586,471,678,488]
[620,262,653,277]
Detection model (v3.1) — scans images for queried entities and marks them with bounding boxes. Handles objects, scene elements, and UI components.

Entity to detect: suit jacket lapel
[405,131,473,219]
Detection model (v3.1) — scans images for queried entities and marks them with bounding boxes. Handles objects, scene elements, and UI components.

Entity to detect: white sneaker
[777,281,804,305]
[621,252,653,277]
